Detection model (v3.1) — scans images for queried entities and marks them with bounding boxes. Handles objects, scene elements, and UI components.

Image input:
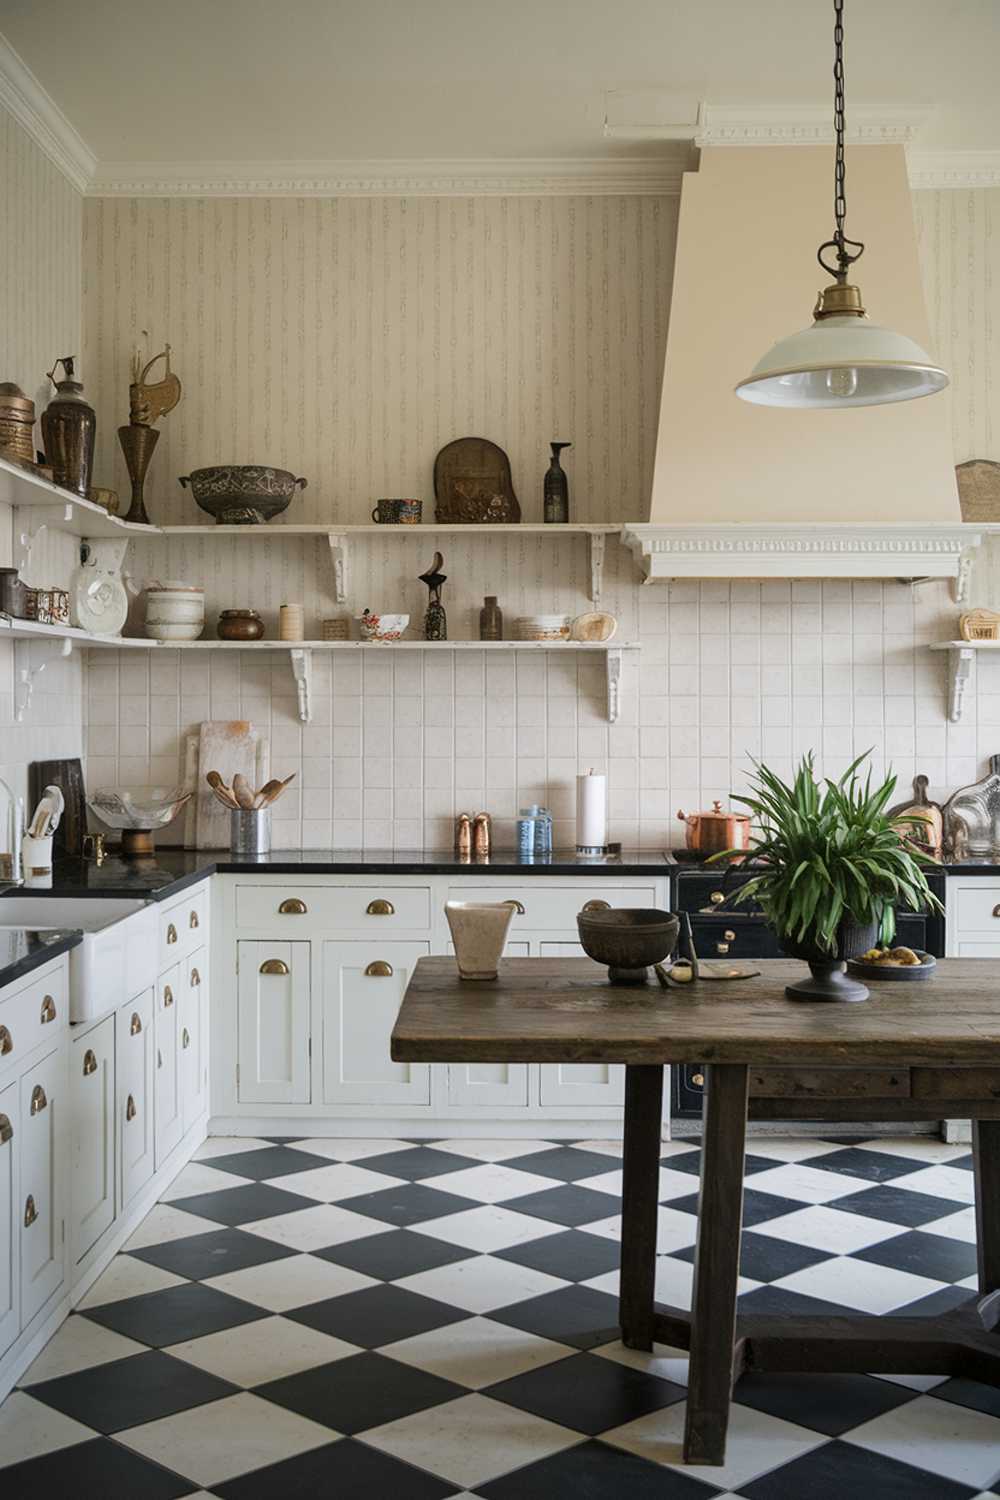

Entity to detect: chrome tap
[0,776,24,888]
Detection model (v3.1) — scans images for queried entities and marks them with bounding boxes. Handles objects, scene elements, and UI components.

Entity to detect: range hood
[623,145,977,584]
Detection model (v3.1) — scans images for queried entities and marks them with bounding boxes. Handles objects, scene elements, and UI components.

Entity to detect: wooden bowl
[577,907,680,984]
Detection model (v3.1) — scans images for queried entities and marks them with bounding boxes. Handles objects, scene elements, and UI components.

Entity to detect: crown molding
[692,102,932,148]
[0,32,95,192]
[908,151,1000,189]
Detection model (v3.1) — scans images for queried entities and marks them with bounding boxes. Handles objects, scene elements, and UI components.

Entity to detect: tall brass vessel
[41,357,95,498]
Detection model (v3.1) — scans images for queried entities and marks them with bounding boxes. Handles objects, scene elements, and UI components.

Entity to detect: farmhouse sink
[0,896,157,1022]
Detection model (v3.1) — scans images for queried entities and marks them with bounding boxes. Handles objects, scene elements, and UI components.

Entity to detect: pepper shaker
[455,812,472,859]
[472,811,492,859]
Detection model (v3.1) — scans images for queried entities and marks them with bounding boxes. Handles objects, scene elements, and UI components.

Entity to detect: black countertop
[0,928,81,992]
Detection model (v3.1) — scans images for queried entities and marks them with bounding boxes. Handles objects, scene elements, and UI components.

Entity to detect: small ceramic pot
[145,580,205,641]
[515,614,571,642]
[372,498,421,523]
[445,900,519,980]
[217,608,265,641]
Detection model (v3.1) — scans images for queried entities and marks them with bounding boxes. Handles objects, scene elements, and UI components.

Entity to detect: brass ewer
[118,340,182,524]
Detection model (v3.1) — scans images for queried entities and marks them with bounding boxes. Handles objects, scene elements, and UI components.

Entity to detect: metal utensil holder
[231,808,271,855]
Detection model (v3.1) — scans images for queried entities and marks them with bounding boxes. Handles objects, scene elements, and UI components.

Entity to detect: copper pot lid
[679,800,750,822]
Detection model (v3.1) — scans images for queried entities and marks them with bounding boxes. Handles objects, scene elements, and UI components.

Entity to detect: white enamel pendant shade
[736,313,949,408]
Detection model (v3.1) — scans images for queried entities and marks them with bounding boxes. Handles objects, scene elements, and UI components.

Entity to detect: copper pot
[677,800,751,855]
[217,608,265,641]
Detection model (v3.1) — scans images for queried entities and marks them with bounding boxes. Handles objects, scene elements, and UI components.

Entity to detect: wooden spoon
[206,771,239,809]
[255,772,297,808]
[233,773,255,810]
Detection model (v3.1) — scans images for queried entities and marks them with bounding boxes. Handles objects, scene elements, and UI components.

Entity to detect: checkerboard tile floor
[3,1134,999,1498]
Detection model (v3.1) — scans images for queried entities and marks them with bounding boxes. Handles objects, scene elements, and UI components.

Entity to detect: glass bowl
[88,786,191,855]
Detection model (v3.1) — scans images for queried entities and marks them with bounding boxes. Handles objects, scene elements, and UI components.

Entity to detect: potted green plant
[713,753,942,1002]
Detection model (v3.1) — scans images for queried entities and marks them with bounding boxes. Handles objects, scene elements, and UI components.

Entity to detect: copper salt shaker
[472,811,492,860]
[454,812,472,859]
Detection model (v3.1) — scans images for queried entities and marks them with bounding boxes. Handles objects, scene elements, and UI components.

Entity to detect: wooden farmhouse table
[391,955,1000,1466]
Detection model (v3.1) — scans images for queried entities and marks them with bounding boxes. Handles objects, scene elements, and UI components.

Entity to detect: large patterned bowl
[178,465,307,524]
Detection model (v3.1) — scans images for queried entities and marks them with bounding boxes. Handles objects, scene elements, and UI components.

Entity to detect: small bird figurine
[418,552,448,640]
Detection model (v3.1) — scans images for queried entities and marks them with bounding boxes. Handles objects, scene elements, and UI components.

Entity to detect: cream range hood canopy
[623,145,978,585]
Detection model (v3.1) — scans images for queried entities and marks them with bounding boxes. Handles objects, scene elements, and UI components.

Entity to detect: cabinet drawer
[158,884,208,966]
[236,883,431,932]
[951,885,1000,934]
[446,885,658,932]
[0,964,66,1083]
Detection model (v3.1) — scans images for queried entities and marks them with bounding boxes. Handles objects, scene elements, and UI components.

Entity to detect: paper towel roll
[576,770,607,851]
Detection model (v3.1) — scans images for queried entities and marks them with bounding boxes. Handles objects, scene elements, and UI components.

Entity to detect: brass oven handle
[126,1094,137,1121]
[163,985,174,1007]
[166,923,178,944]
[0,1025,11,1056]
[582,899,611,912]
[0,1113,11,1145]
[190,909,199,929]
[30,1085,47,1115]
[130,1012,142,1036]
[366,899,395,916]
[82,1049,98,1077]
[365,960,394,977]
[260,959,289,975]
[39,995,57,1024]
[182,1027,191,1049]
[190,967,200,986]
[507,900,525,915]
[23,1194,38,1227]
[279,898,307,915]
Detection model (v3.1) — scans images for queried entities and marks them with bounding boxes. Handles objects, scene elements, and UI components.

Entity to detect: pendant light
[735,0,948,409]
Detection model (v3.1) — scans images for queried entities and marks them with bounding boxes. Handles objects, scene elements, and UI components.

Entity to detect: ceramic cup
[444,899,519,980]
[371,498,422,524]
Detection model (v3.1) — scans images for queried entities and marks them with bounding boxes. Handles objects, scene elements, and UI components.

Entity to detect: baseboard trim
[209,1114,637,1141]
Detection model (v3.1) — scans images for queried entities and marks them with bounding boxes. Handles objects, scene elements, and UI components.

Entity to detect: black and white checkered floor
[2,1133,998,1499]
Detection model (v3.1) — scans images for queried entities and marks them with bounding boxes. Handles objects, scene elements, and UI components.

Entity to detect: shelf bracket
[606,646,624,723]
[947,644,976,723]
[14,636,73,723]
[328,533,348,604]
[590,532,606,605]
[288,647,312,723]
[952,551,975,605]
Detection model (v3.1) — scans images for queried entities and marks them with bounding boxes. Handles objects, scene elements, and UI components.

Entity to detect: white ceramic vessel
[515,614,571,641]
[71,539,130,636]
[445,899,519,980]
[144,579,205,640]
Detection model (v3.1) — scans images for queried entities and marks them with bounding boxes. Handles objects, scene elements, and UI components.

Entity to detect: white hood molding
[622,522,981,593]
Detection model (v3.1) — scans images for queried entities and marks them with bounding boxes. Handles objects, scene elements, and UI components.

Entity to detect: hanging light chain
[817,0,864,281]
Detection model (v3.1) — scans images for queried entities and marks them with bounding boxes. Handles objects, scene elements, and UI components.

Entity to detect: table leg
[683,1062,749,1466]
[619,1063,663,1351]
[973,1119,1000,1295]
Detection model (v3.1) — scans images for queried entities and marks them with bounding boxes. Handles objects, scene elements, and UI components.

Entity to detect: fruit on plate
[859,946,923,967]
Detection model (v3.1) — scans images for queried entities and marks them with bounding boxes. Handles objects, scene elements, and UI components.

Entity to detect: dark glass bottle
[479,596,503,640]
[543,441,572,523]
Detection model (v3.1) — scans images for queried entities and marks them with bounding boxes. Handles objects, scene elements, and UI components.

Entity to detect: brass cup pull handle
[507,900,525,915]
[181,1028,191,1049]
[30,1085,47,1115]
[0,1113,12,1145]
[260,958,290,976]
[190,968,200,986]
[157,1049,163,1070]
[582,899,611,912]
[279,898,307,915]
[993,904,1000,919]
[130,1012,143,1036]
[190,910,199,929]
[39,995,57,1024]
[365,960,394,977]
[126,1094,137,1122]
[82,1049,98,1077]
[0,1025,11,1056]
[163,986,174,1007]
[166,923,178,944]
[23,1194,38,1228]
[366,899,395,916]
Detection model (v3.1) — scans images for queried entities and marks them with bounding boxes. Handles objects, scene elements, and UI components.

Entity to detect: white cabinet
[0,1079,17,1358]
[322,941,431,1106]
[237,942,310,1105]
[946,878,1000,957]
[447,940,531,1107]
[70,1018,115,1263]
[117,989,155,1209]
[537,941,625,1107]
[19,1049,64,1329]
[179,947,208,1133]
[154,965,183,1168]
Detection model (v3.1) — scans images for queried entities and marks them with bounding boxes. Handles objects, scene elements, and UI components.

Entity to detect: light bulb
[825,366,859,399]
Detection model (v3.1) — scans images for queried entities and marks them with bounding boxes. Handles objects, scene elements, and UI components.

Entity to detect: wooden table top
[391,956,1000,1067]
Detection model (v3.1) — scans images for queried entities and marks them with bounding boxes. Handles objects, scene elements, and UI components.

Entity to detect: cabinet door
[447,940,531,1107]
[179,947,208,1133]
[19,1050,64,1328]
[237,942,310,1105]
[117,989,155,1209]
[322,941,431,1106]
[0,1077,18,1358]
[71,1017,115,1263]
[155,964,183,1168]
[537,942,625,1107]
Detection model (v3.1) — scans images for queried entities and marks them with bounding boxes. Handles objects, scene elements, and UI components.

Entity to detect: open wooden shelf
[0,454,158,540]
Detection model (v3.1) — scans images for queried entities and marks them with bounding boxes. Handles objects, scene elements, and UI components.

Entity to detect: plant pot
[779,916,879,1003]
[445,900,518,980]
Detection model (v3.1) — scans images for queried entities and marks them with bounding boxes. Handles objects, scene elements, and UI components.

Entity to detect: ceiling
[0,0,997,165]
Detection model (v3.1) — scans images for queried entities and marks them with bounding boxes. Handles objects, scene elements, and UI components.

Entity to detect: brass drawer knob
[0,1025,12,1056]
[260,958,290,976]
[23,1194,38,1227]
[507,900,525,915]
[181,1027,191,1050]
[279,898,307,915]
[130,1012,143,1036]
[0,1113,12,1145]
[366,899,395,916]
[723,929,736,942]
[365,960,394,977]
[82,1049,98,1077]
[190,967,200,986]
[39,995,57,1024]
[691,1072,705,1088]
[710,891,724,905]
[582,899,611,912]
[190,909,199,928]
[29,1085,47,1115]
[163,985,174,1007]
[166,923,178,945]
[126,1094,137,1122]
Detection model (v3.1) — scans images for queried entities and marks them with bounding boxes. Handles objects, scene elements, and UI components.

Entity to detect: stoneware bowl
[445,900,519,980]
[356,610,409,642]
[576,907,680,985]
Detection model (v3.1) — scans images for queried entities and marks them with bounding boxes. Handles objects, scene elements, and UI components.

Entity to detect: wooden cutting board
[195,721,265,849]
[30,757,85,856]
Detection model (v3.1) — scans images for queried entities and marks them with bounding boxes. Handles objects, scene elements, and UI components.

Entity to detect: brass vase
[118,423,160,524]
